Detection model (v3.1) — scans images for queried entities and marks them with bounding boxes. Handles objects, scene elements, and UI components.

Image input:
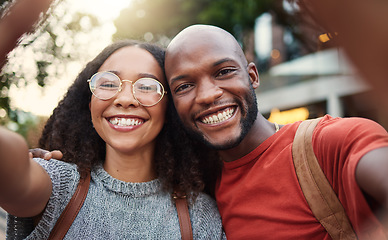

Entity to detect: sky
[8,0,131,116]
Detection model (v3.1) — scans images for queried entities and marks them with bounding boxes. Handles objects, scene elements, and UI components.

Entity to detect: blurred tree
[113,0,274,49]
[0,108,43,147]
[0,0,11,12]
[113,0,201,46]
[197,0,273,62]
[113,0,318,63]
[0,0,101,120]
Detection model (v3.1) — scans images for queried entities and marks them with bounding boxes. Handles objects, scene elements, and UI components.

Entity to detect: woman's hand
[29,148,63,160]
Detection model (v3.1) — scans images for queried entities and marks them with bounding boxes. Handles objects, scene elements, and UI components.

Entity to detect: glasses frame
[87,71,167,107]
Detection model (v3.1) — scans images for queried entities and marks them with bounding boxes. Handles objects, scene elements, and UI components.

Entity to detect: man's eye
[175,84,193,94]
[218,68,236,77]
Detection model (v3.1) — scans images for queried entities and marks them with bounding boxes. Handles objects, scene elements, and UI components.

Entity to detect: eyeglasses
[87,71,166,107]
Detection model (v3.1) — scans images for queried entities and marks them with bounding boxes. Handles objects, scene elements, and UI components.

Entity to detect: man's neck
[218,114,276,162]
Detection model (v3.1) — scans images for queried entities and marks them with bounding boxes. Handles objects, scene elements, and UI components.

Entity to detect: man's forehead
[165,25,247,78]
[168,28,234,53]
[166,25,246,63]
[167,38,240,68]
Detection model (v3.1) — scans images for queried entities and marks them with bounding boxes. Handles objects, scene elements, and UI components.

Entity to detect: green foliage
[113,0,274,46]
[36,61,50,87]
[113,0,317,61]
[0,108,42,147]
[0,72,12,112]
[113,0,197,45]
[0,0,10,13]
[0,0,101,119]
[198,0,273,33]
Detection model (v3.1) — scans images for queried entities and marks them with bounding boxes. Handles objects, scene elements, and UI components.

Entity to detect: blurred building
[255,12,380,126]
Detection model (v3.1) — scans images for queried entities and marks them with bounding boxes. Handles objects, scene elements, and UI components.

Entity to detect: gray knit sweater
[6,159,225,239]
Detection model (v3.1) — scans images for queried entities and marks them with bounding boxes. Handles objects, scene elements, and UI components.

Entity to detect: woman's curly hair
[39,39,221,200]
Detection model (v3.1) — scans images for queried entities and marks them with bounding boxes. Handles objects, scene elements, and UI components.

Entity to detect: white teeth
[109,117,143,126]
[201,108,235,124]
[110,118,118,125]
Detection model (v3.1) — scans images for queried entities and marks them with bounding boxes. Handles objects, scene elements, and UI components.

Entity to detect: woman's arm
[0,126,52,217]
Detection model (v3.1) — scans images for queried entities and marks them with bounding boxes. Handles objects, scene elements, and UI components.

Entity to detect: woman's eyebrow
[138,73,158,79]
[103,71,158,80]
[106,70,120,75]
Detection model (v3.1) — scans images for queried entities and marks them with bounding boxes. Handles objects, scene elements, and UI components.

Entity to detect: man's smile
[198,106,236,125]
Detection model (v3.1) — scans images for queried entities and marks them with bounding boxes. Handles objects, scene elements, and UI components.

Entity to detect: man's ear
[247,62,260,89]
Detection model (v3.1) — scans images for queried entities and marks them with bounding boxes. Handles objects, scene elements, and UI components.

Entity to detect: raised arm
[356,147,388,230]
[0,0,54,68]
[0,126,51,217]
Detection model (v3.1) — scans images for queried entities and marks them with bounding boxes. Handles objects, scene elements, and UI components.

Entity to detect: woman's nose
[113,81,140,108]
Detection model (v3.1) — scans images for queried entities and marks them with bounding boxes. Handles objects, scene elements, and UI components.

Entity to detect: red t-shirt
[216,115,388,240]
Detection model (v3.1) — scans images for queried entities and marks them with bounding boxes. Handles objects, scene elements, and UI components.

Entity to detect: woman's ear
[247,62,260,89]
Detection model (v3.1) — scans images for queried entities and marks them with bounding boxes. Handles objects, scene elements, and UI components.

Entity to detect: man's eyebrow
[169,58,237,84]
[169,74,188,84]
[213,58,237,67]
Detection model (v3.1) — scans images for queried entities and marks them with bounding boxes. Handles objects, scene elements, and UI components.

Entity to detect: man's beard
[182,85,258,151]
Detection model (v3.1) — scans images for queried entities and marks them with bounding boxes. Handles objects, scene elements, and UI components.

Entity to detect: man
[164,24,388,239]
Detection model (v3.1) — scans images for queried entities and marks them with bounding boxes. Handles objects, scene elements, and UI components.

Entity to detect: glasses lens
[133,78,164,106]
[90,72,120,100]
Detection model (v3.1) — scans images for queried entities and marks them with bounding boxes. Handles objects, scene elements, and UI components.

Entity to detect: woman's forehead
[99,46,164,79]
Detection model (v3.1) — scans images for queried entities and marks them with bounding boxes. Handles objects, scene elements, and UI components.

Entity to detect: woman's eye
[217,68,236,77]
[101,83,115,87]
[98,81,118,89]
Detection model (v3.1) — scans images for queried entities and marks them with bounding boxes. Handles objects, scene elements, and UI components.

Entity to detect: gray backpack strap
[292,118,357,240]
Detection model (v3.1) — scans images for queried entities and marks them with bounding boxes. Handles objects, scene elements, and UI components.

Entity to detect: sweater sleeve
[189,192,226,239]
[6,158,79,240]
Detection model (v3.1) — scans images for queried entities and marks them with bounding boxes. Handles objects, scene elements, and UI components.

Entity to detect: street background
[1,0,387,238]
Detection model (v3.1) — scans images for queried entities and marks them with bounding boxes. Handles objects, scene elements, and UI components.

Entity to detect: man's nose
[195,78,223,105]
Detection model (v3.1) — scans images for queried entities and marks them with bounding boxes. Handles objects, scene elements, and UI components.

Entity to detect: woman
[0,40,224,239]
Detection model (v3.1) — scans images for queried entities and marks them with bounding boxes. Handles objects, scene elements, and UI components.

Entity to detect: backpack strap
[48,170,91,240]
[47,170,193,240]
[172,191,193,240]
[292,118,357,240]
